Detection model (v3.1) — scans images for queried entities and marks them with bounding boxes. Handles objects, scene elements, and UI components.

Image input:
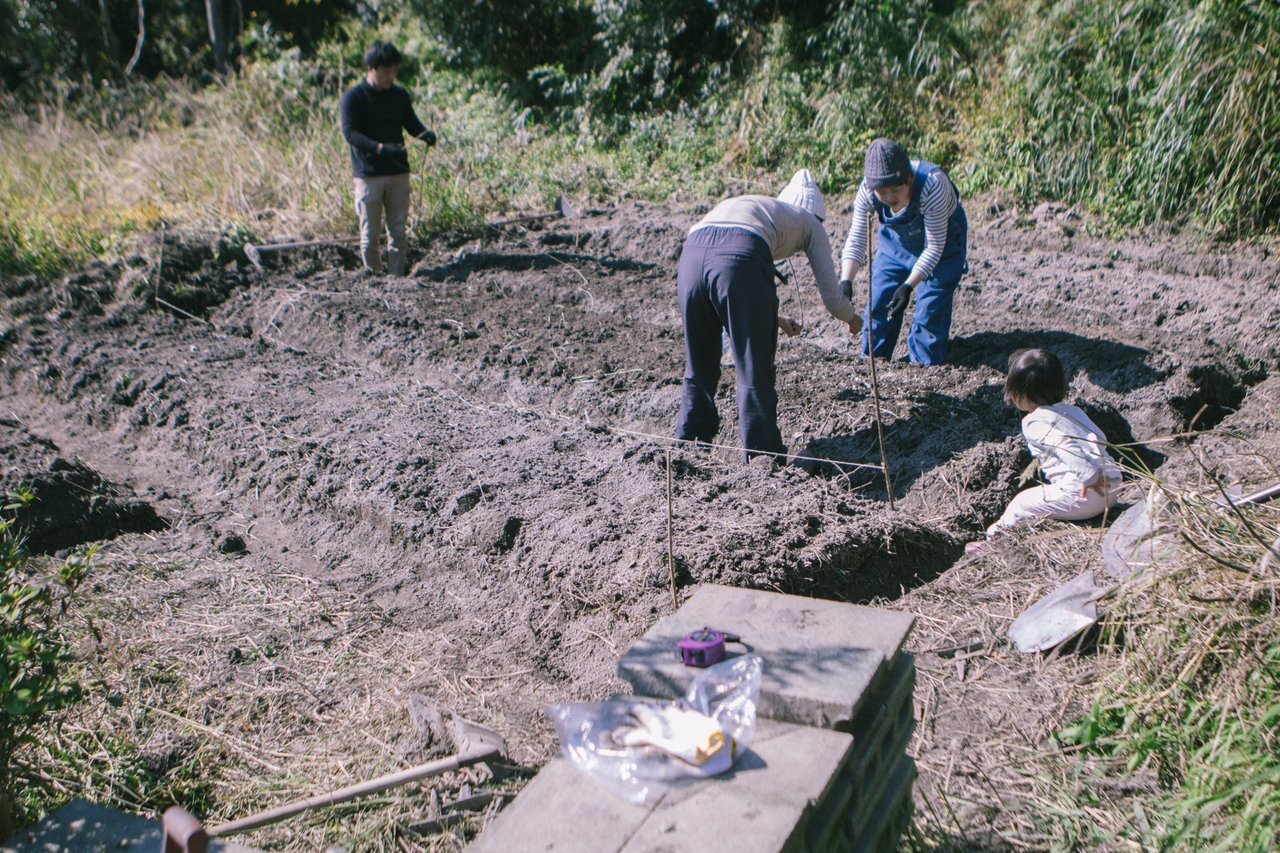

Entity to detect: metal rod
[244,237,361,269]
[667,448,677,610]
[207,743,501,837]
[865,213,894,509]
[1240,481,1280,506]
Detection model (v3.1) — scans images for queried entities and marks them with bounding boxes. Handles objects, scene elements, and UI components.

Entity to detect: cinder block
[803,768,858,851]
[618,585,915,729]
[473,586,920,853]
[840,654,916,783]
[840,654,916,741]
[848,751,916,853]
[468,718,855,853]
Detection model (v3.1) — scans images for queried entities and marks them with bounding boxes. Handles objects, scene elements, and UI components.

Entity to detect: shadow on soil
[793,527,961,604]
[948,330,1159,392]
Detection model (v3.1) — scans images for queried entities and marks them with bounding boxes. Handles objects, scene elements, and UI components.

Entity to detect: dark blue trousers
[675,226,784,461]
[863,257,961,364]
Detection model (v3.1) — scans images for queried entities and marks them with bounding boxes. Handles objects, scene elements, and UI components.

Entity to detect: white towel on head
[777,168,826,221]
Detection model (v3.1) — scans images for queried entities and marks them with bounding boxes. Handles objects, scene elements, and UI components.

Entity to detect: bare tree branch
[125,0,146,76]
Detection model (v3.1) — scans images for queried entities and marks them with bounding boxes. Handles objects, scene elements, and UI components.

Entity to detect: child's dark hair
[1004,348,1068,407]
[364,41,402,69]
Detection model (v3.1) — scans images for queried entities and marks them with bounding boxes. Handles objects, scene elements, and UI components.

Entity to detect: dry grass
[18,543,534,852]
[896,524,1117,851]
[0,69,735,280]
[897,435,1280,852]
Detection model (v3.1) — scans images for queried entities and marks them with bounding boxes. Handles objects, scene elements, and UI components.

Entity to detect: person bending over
[676,169,861,461]
[340,40,437,275]
[840,138,967,364]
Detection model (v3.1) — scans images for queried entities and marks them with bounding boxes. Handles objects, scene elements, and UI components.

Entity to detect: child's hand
[777,315,802,337]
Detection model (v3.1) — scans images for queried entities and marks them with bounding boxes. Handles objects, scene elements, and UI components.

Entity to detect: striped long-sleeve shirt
[840,161,959,282]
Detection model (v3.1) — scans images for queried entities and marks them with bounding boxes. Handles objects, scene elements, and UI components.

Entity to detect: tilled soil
[2,196,1277,842]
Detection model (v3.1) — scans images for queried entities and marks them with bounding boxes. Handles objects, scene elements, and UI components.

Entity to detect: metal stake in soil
[666,448,677,610]
[865,213,895,509]
[154,222,166,302]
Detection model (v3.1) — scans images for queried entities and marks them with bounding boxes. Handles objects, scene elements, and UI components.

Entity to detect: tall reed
[979,0,1280,233]
[1060,462,1280,851]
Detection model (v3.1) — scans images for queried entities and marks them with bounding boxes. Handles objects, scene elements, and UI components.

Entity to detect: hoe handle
[207,744,501,837]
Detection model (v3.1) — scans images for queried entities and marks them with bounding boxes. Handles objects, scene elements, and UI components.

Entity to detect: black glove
[887,283,913,318]
[420,129,437,147]
[379,142,406,155]
[840,279,853,301]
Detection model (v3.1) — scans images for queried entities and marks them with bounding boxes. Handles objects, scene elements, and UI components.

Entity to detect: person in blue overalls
[839,138,967,364]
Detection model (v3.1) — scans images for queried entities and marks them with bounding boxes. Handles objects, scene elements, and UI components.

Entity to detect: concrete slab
[617,585,915,728]
[2,799,259,853]
[468,718,854,853]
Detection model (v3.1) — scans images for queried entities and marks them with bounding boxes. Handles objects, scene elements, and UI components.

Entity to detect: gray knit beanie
[864,138,911,189]
[777,168,827,221]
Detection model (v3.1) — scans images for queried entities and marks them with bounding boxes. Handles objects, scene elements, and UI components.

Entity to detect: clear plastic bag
[546,654,762,804]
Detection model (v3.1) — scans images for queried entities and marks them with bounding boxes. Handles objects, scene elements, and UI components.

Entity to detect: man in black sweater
[340,41,436,275]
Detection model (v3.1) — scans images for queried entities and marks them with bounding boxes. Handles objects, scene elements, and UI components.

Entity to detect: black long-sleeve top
[339,80,432,177]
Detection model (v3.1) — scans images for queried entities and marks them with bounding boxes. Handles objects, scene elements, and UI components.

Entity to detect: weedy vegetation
[3,0,1277,279]
[0,490,91,841]
[1059,470,1280,852]
[15,547,533,852]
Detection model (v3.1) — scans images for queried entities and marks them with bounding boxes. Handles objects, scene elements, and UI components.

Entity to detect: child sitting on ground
[967,348,1124,554]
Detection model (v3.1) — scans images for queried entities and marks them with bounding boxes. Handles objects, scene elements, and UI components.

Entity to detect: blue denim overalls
[862,159,968,364]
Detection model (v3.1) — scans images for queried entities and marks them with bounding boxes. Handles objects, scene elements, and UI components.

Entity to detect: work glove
[840,279,853,302]
[887,283,912,318]
[420,129,437,147]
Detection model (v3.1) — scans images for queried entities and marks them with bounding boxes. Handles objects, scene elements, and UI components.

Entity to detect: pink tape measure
[677,627,743,667]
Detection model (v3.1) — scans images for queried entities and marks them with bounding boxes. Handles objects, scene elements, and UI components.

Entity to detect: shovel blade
[450,714,507,761]
[555,194,578,220]
[1007,569,1103,653]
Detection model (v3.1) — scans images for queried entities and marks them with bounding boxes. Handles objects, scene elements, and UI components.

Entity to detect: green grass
[1057,476,1280,851]
[975,0,1280,234]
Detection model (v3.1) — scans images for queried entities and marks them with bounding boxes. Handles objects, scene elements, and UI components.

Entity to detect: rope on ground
[420,378,889,476]
[594,423,887,474]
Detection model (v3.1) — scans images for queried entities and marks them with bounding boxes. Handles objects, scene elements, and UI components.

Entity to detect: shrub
[0,490,91,839]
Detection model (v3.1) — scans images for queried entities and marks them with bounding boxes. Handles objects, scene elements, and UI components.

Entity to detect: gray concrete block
[841,654,915,741]
[469,718,854,853]
[2,799,259,853]
[465,759,648,853]
[618,585,915,729]
[848,752,916,853]
[802,768,857,851]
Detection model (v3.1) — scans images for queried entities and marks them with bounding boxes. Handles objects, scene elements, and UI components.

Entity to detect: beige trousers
[986,479,1119,538]
[353,173,411,274]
